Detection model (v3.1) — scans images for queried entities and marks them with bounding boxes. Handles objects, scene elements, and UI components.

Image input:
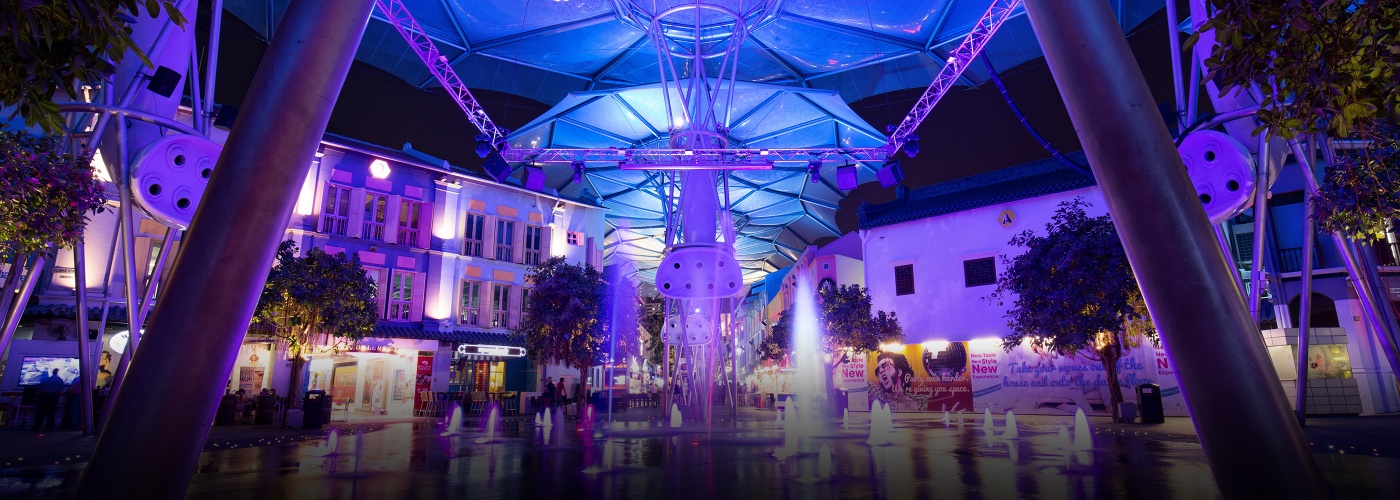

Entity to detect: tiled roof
[23,304,130,322]
[372,323,523,347]
[858,152,1095,229]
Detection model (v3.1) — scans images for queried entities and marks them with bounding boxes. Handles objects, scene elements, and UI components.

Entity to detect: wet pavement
[2,411,1398,499]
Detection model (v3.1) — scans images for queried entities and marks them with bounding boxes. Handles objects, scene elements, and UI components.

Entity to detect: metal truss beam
[500,146,890,164]
[590,35,653,90]
[375,0,507,145]
[887,0,1023,153]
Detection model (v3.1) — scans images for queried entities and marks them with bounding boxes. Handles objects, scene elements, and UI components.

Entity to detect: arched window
[1288,293,1341,328]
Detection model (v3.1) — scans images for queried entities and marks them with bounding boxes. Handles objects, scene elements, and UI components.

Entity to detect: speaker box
[523,165,546,191]
[146,66,181,98]
[877,161,904,188]
[482,152,512,183]
[213,105,239,130]
[836,165,858,191]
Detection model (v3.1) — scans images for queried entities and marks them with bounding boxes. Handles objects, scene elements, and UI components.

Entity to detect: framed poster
[331,363,359,404]
[393,369,408,402]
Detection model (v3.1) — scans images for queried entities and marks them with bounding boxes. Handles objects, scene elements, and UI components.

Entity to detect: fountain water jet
[982,408,994,435]
[1072,408,1093,450]
[1003,411,1019,439]
[670,403,683,428]
[441,406,464,436]
[942,410,950,428]
[311,428,341,457]
[543,407,554,429]
[474,405,500,444]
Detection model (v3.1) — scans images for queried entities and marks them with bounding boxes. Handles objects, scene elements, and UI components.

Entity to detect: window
[524,226,543,265]
[388,271,414,321]
[491,284,511,328]
[567,232,582,246]
[520,288,532,322]
[963,258,996,287]
[362,192,388,241]
[894,264,915,296]
[462,213,485,257]
[495,219,515,262]
[145,240,165,299]
[397,199,423,247]
[320,184,351,236]
[460,280,482,326]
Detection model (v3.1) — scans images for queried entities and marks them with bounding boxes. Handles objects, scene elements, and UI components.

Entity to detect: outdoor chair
[469,392,487,417]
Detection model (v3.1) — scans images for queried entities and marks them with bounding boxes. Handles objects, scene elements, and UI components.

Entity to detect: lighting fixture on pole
[807,159,822,183]
[474,133,492,158]
[836,164,858,190]
[902,133,920,158]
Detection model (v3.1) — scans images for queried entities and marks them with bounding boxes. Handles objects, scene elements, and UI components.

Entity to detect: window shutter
[508,285,522,328]
[384,195,401,244]
[417,202,433,249]
[348,188,366,238]
[409,271,427,322]
[514,222,526,263]
[479,282,494,328]
[540,226,552,262]
[371,267,389,319]
[482,215,496,254]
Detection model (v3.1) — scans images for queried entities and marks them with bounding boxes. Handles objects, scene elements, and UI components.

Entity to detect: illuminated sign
[456,344,526,358]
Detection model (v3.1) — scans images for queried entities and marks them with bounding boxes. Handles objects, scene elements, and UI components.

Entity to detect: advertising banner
[414,354,434,408]
[862,339,1187,416]
[866,343,973,412]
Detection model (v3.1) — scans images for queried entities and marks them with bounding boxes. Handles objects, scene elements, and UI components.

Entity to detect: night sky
[200,4,1186,239]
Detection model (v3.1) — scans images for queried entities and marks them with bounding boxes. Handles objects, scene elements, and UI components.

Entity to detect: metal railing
[524,249,541,266]
[397,227,418,247]
[363,221,385,241]
[388,299,411,321]
[320,214,347,236]
[495,244,513,263]
[463,239,483,258]
[459,310,479,326]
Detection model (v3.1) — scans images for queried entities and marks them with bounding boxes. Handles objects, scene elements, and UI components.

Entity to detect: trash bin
[255,394,276,425]
[1136,383,1164,424]
[303,390,327,429]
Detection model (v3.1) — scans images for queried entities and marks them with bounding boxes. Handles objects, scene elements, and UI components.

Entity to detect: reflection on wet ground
[3,415,1398,499]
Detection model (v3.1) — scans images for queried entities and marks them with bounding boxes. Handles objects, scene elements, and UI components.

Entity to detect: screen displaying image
[20,356,81,386]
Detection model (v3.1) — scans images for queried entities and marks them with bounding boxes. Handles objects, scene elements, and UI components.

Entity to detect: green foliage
[512,257,637,382]
[641,308,668,366]
[758,284,903,361]
[988,199,1156,418]
[251,240,379,361]
[1,1,187,133]
[1313,135,1400,239]
[1192,0,1399,140]
[0,128,106,254]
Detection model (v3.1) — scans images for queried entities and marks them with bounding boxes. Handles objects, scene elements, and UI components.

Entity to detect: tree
[988,198,1157,420]
[512,257,635,397]
[1,1,186,133]
[1193,1,1400,238]
[640,308,670,367]
[251,240,378,407]
[0,129,106,254]
[758,284,904,362]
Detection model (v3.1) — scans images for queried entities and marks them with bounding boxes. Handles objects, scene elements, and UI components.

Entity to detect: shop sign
[456,344,526,357]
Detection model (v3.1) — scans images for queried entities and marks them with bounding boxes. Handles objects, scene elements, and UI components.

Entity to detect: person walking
[555,378,567,407]
[33,369,66,432]
[541,377,556,413]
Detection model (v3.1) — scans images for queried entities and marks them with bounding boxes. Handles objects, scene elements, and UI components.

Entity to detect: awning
[373,322,524,347]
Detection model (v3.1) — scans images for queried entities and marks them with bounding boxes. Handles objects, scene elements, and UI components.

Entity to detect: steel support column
[1023,1,1329,498]
[76,0,375,496]
[74,239,96,435]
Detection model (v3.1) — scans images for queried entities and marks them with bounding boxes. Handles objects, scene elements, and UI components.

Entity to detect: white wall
[863,186,1107,344]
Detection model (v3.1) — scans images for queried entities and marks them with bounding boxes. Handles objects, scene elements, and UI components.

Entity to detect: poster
[331,364,359,404]
[393,369,409,402]
[835,350,866,390]
[866,343,973,412]
[414,355,433,407]
[238,367,265,394]
[967,339,1187,416]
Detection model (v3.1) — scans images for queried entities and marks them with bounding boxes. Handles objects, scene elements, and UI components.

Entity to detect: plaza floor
[2,407,1398,499]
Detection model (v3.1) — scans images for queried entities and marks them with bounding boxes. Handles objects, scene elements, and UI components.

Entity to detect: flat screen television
[19,356,80,386]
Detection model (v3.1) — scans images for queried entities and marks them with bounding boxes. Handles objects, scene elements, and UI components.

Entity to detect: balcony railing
[320,215,347,236]
[463,240,483,258]
[491,311,508,328]
[388,299,411,321]
[495,244,513,263]
[524,249,541,266]
[1375,240,1400,267]
[397,227,418,247]
[363,221,385,241]
[459,310,479,326]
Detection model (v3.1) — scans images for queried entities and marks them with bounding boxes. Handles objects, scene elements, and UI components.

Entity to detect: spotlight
[885,124,897,135]
[145,66,181,98]
[474,134,492,158]
[807,159,822,184]
[903,133,920,158]
[572,160,586,184]
[836,164,858,191]
[481,152,511,183]
[877,159,904,189]
[213,104,238,130]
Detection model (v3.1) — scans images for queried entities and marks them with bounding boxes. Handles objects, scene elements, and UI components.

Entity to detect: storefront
[449,342,530,393]
[303,338,438,418]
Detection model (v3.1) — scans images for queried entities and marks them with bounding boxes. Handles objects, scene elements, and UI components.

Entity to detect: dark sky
[203,4,1184,239]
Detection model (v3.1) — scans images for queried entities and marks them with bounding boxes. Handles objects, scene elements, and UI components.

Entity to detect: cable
[980,53,1091,176]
